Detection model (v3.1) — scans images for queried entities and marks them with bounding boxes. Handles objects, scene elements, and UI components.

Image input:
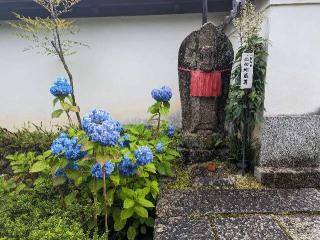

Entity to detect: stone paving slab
[214,216,289,240]
[276,215,320,240]
[156,188,320,218]
[154,217,213,240]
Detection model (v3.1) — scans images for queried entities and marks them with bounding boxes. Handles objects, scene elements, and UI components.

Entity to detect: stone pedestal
[178,22,233,163]
[255,115,320,188]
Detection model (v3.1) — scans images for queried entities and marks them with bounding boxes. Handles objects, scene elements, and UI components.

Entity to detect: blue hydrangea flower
[50,76,72,97]
[119,134,130,149]
[82,109,121,146]
[135,146,153,166]
[51,133,86,161]
[64,137,87,161]
[54,168,66,177]
[155,142,164,153]
[167,124,175,138]
[66,162,80,171]
[105,161,115,176]
[151,86,172,102]
[114,121,124,133]
[118,156,137,176]
[91,161,114,179]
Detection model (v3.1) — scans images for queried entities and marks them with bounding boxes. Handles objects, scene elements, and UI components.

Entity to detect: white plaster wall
[264,1,320,115]
[225,0,320,116]
[0,13,226,130]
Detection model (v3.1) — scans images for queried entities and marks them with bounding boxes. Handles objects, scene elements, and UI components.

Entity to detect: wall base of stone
[255,166,320,188]
[256,115,320,188]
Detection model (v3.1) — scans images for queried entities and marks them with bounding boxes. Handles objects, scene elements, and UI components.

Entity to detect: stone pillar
[178,22,234,163]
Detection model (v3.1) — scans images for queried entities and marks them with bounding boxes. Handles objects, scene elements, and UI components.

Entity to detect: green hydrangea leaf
[51,109,64,118]
[134,206,148,218]
[124,198,135,209]
[127,226,137,240]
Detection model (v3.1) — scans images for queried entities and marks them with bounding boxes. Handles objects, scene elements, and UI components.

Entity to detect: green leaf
[120,208,134,220]
[127,226,137,240]
[107,189,115,205]
[74,176,84,186]
[15,183,26,194]
[144,217,155,227]
[166,149,180,157]
[135,187,150,198]
[150,181,159,199]
[114,218,127,231]
[122,187,136,198]
[163,101,170,109]
[53,176,66,186]
[124,198,135,209]
[69,105,80,112]
[64,192,77,206]
[65,169,80,181]
[159,104,170,115]
[140,225,147,235]
[157,163,166,175]
[137,197,154,208]
[148,102,161,114]
[134,206,148,218]
[61,102,73,111]
[145,163,156,173]
[51,109,64,118]
[53,97,59,107]
[30,161,49,173]
[43,150,51,158]
[34,177,45,186]
[110,175,120,186]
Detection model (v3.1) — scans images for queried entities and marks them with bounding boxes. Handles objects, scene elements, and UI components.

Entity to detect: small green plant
[0,183,93,240]
[225,2,267,165]
[28,216,87,240]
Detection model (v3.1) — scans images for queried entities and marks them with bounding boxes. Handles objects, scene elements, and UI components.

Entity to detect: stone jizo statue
[178,22,234,163]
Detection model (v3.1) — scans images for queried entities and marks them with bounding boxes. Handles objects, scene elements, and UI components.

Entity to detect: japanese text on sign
[240,52,254,89]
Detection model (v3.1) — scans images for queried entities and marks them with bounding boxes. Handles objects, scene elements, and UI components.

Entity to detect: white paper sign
[240,52,254,89]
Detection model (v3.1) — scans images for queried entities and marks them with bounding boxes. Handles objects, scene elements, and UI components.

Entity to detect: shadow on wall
[309,108,320,115]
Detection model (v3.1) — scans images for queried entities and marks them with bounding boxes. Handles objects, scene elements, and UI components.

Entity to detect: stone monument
[178,22,234,163]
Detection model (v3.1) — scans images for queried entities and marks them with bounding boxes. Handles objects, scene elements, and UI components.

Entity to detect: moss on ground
[234,174,264,189]
[165,160,264,190]
[166,164,192,189]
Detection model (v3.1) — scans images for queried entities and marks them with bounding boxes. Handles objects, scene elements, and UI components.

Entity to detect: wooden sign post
[239,52,254,175]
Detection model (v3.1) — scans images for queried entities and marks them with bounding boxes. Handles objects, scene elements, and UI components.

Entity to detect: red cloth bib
[178,68,222,97]
[190,70,221,97]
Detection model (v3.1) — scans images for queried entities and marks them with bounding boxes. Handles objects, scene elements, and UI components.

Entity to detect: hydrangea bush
[25,85,179,239]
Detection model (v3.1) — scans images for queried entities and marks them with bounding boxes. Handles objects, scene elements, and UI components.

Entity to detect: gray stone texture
[178,22,233,163]
[258,115,320,168]
[256,115,320,188]
[276,215,320,240]
[154,217,213,240]
[214,216,289,240]
[156,188,320,218]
